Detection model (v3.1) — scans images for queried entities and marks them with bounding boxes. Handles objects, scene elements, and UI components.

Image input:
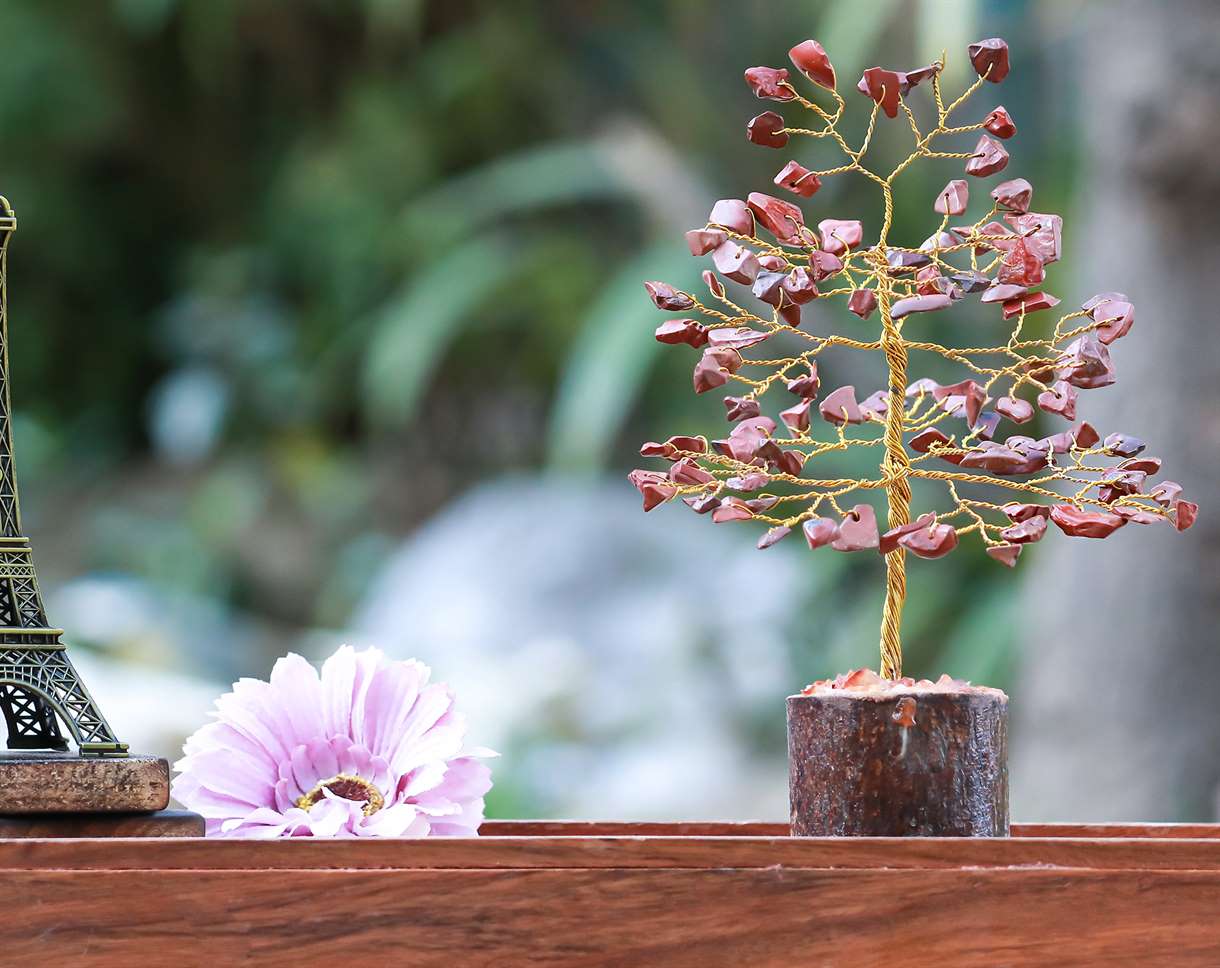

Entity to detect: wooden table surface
[4,821,1220,966]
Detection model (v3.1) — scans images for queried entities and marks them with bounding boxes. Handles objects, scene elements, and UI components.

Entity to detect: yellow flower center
[296,773,385,817]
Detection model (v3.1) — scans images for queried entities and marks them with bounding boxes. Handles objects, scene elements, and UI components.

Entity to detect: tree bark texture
[788,691,1008,836]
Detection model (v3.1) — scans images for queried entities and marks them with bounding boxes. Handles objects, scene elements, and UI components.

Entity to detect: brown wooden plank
[0,809,202,838]
[482,819,1220,839]
[8,831,1220,872]
[3,867,1220,966]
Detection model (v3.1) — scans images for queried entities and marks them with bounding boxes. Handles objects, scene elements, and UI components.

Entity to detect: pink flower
[172,646,494,838]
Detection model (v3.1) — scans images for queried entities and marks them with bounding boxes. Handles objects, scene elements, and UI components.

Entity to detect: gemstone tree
[631,37,1197,680]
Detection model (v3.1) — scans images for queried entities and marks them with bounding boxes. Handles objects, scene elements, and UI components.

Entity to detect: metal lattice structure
[0,197,126,756]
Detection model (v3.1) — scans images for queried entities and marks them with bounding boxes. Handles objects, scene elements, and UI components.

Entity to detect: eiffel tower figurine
[0,197,126,757]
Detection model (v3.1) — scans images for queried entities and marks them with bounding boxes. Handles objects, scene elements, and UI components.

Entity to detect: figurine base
[0,809,202,838]
[0,750,170,813]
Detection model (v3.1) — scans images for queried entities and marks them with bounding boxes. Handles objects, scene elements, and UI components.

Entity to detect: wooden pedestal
[4,821,1220,965]
[0,751,201,837]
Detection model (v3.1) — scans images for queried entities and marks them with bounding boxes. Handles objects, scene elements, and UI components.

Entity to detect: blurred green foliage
[0,0,1079,686]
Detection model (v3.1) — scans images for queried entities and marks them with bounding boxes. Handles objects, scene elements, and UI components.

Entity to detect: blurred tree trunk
[1012,0,1220,821]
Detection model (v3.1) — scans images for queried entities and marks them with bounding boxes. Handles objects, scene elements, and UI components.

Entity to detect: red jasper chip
[1056,334,1115,389]
[628,470,677,511]
[712,241,760,285]
[934,179,969,215]
[987,543,1022,567]
[723,398,759,424]
[758,526,792,550]
[1152,481,1183,508]
[1176,501,1199,531]
[775,160,822,198]
[708,199,754,235]
[891,293,953,318]
[644,281,693,311]
[859,390,889,420]
[952,270,992,294]
[832,504,880,551]
[848,288,877,319]
[692,348,742,394]
[1050,504,1126,539]
[712,498,754,524]
[951,221,1013,255]
[907,378,940,399]
[786,364,820,398]
[1002,291,1060,319]
[758,255,787,272]
[888,249,932,271]
[983,106,1016,138]
[965,135,1009,177]
[708,326,768,350]
[702,270,726,299]
[995,396,1034,423]
[788,40,836,90]
[899,521,959,559]
[779,398,812,433]
[819,385,863,425]
[969,38,1010,83]
[879,512,936,554]
[639,435,707,459]
[683,493,720,514]
[654,319,708,347]
[1091,298,1135,345]
[909,427,961,463]
[934,379,986,428]
[744,66,796,101]
[903,64,940,90]
[1037,380,1078,420]
[669,458,714,486]
[916,265,944,295]
[778,302,803,328]
[817,218,863,255]
[803,516,839,549]
[1042,421,1099,454]
[751,271,786,307]
[1121,455,1161,475]
[685,228,727,256]
[747,111,789,148]
[920,231,957,254]
[959,443,1037,475]
[782,267,819,304]
[991,177,1032,213]
[727,471,768,491]
[748,192,805,243]
[856,67,904,118]
[1104,433,1145,457]
[1000,515,1047,544]
[772,449,805,476]
[1006,212,1062,264]
[1112,506,1163,526]
[808,249,844,280]
[980,283,1027,304]
[1003,503,1051,522]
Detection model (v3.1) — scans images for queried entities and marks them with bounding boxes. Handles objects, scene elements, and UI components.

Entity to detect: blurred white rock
[352,475,813,821]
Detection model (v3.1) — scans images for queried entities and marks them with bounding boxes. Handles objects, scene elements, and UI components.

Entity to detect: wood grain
[0,809,202,838]
[3,867,1220,966]
[3,823,1220,966]
[0,751,169,812]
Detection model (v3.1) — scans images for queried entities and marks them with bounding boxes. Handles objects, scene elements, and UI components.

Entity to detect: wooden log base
[788,688,1008,836]
[0,751,170,813]
[0,809,203,838]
